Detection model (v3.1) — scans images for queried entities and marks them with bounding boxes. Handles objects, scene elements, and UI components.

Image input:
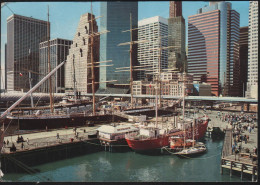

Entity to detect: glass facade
[228,10,240,96]
[99,2,138,91]
[188,2,240,97]
[188,10,220,96]
[168,1,186,72]
[39,38,72,93]
[239,27,248,97]
[6,14,48,92]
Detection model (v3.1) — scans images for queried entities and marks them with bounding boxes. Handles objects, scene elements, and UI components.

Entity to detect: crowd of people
[217,111,258,161]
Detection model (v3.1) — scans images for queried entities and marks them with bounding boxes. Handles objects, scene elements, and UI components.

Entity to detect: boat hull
[175,149,207,158]
[126,118,209,151]
[6,114,127,130]
[126,135,169,151]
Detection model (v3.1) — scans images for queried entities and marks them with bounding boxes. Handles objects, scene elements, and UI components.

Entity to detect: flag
[19,73,23,77]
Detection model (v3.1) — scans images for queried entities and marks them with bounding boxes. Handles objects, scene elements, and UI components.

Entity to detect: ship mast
[183,72,186,149]
[193,113,195,148]
[158,31,162,108]
[86,2,114,115]
[117,13,148,109]
[47,6,54,113]
[90,3,96,116]
[129,13,134,108]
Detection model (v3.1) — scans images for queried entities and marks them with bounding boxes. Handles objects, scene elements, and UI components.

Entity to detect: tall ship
[1,7,114,130]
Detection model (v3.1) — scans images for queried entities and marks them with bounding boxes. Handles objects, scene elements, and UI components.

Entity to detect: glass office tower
[188,2,240,96]
[39,38,72,93]
[168,1,186,72]
[6,14,48,92]
[99,2,138,93]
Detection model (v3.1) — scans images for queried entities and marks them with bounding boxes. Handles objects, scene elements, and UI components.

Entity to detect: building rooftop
[7,14,47,24]
[138,16,168,26]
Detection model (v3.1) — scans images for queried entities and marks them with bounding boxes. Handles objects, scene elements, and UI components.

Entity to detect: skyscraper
[138,16,168,80]
[39,38,72,93]
[168,1,186,72]
[239,27,248,97]
[246,1,258,99]
[187,2,240,97]
[6,14,48,92]
[99,2,138,93]
[65,13,99,94]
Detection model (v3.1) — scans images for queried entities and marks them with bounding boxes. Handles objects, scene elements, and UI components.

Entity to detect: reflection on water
[2,138,251,182]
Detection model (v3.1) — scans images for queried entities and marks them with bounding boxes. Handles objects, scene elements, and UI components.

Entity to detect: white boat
[174,143,207,157]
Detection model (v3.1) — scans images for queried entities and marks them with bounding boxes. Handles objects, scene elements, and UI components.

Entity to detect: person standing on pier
[235,148,239,161]
[244,135,247,144]
[57,133,60,139]
[232,144,235,154]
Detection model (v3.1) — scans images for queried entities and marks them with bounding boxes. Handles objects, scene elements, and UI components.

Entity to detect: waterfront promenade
[1,125,100,154]
[205,109,258,181]
[207,110,257,154]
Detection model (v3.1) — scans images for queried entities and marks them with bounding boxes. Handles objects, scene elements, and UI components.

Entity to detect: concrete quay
[1,125,102,154]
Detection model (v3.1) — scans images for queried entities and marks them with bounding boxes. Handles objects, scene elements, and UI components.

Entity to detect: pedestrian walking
[21,142,24,150]
[57,133,59,139]
[27,138,29,145]
[244,136,247,144]
[238,143,241,153]
[235,148,239,161]
[232,144,235,154]
[7,139,9,145]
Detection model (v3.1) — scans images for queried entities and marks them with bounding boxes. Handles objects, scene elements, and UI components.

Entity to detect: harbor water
[2,137,251,182]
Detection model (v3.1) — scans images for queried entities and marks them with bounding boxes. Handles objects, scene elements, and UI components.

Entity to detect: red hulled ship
[125,116,209,152]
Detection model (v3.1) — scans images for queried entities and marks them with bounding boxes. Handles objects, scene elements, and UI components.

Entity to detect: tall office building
[138,16,168,80]
[239,27,248,97]
[99,2,138,93]
[187,2,240,96]
[39,38,72,93]
[65,13,99,94]
[6,14,48,92]
[246,1,258,99]
[168,1,186,72]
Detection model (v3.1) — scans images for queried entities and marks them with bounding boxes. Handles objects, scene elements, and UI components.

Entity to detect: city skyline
[1,1,250,89]
[1,1,249,70]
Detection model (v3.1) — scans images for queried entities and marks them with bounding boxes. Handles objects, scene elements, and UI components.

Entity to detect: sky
[0,1,250,89]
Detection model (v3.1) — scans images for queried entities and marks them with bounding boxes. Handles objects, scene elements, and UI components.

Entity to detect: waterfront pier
[216,113,258,181]
[0,125,103,173]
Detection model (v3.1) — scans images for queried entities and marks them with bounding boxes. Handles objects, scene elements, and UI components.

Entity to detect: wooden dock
[221,129,258,181]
